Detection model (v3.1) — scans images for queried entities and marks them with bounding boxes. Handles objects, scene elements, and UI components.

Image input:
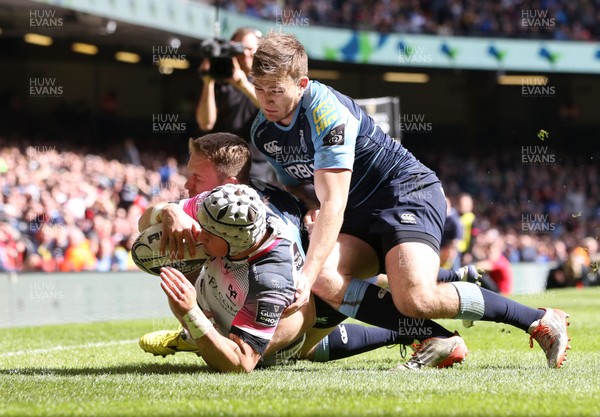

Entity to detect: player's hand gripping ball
[132,223,208,275]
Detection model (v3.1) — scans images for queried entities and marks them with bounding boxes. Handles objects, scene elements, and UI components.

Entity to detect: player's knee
[311,272,344,307]
[312,289,342,309]
[300,301,317,330]
[392,290,436,319]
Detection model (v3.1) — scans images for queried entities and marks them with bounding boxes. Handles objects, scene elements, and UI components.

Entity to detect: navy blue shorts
[340,171,446,273]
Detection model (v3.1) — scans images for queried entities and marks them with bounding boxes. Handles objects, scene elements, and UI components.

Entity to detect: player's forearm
[285,183,320,211]
[196,331,258,373]
[181,305,257,372]
[138,205,155,231]
[138,202,165,230]
[138,202,178,231]
[196,80,217,131]
[302,199,345,286]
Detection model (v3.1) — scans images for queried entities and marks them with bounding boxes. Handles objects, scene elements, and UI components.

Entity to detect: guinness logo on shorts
[256,301,283,327]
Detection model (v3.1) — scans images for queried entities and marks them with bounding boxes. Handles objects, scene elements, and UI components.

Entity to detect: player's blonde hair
[252,32,308,81]
[188,133,252,183]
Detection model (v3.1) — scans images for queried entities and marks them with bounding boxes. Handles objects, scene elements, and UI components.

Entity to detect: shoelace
[529,325,554,349]
[386,343,409,359]
[406,343,426,367]
[409,342,423,356]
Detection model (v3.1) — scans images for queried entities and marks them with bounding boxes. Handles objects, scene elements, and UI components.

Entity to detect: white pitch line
[0,339,138,358]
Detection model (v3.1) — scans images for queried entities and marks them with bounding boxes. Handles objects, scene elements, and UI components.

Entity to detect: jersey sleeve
[306,82,360,172]
[229,241,297,355]
[177,191,210,220]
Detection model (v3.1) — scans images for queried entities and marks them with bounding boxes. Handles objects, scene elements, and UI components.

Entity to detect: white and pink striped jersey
[179,193,304,355]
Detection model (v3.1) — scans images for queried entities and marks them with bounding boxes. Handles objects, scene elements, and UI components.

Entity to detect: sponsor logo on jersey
[313,98,338,135]
[256,301,283,327]
[322,124,345,147]
[270,278,283,290]
[283,163,314,179]
[264,140,282,155]
[227,284,238,301]
[206,274,238,316]
[292,242,304,271]
[400,212,417,225]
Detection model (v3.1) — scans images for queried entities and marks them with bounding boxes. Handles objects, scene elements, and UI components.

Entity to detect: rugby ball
[132,223,209,276]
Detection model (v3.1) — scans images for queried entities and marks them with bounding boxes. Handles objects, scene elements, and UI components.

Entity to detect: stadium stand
[219,0,600,40]
[0,1,597,292]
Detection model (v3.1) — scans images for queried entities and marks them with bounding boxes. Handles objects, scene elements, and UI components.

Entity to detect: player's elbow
[239,363,255,373]
[198,119,215,132]
[212,361,255,374]
[205,349,260,374]
[138,211,151,232]
[320,198,347,217]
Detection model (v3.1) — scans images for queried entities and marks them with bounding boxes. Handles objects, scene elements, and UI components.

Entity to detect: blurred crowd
[433,150,600,291]
[1,137,598,291]
[219,0,600,41]
[0,141,187,273]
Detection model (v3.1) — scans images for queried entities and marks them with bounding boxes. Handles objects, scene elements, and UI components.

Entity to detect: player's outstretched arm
[286,169,351,315]
[160,267,262,373]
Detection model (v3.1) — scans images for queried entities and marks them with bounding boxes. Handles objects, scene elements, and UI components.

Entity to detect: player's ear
[298,76,309,90]
[223,176,240,185]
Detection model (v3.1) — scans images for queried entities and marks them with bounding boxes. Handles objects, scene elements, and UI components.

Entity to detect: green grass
[1,288,599,417]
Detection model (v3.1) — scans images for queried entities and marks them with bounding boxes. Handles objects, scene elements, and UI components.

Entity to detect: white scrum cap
[197,184,267,256]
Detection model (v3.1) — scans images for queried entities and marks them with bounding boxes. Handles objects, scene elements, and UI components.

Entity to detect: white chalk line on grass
[0,339,138,358]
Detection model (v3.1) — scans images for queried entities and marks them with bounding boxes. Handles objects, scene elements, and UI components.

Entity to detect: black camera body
[199,38,245,80]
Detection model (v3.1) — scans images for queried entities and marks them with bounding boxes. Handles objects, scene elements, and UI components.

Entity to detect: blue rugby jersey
[248,177,306,246]
[251,80,425,209]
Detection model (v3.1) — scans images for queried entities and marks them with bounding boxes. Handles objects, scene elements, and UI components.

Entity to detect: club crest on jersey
[323,124,345,147]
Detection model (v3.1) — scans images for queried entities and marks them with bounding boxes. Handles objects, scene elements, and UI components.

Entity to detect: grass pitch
[1,288,599,417]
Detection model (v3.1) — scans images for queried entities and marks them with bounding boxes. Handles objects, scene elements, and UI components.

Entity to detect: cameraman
[195,27,274,183]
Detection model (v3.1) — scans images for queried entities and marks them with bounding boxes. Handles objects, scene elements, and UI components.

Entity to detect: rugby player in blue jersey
[139,134,470,369]
[249,32,570,368]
